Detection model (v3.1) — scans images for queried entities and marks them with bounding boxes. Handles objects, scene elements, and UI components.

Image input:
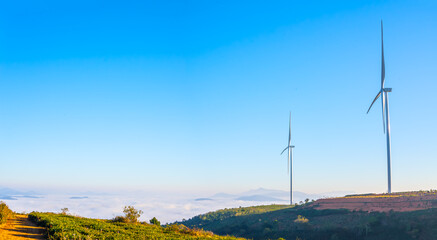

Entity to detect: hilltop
[309,190,437,212]
[1,200,245,240]
[26,212,245,240]
[3,191,437,239]
[180,192,437,240]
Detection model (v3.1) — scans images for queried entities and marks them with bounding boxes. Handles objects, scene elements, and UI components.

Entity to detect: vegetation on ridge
[0,201,13,225]
[343,190,437,198]
[177,204,293,224]
[29,212,245,240]
[181,204,437,240]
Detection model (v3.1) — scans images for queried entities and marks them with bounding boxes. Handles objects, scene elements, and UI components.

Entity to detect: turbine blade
[289,112,291,145]
[367,91,381,114]
[288,112,291,175]
[381,20,385,89]
[281,146,289,155]
[381,90,386,133]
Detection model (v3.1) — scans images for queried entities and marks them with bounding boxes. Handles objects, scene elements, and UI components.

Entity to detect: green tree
[0,202,13,225]
[123,206,143,223]
[150,217,161,226]
[61,208,69,215]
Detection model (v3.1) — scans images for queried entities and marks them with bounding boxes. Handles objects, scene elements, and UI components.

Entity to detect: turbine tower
[367,20,393,193]
[281,112,295,204]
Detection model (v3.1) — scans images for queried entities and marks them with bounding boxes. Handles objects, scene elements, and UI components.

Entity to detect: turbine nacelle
[280,145,295,155]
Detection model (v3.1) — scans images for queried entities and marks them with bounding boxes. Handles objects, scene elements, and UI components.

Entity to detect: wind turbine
[367,20,393,193]
[281,112,295,205]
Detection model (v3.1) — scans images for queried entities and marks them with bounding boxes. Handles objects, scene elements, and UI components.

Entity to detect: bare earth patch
[309,191,437,212]
[0,214,44,240]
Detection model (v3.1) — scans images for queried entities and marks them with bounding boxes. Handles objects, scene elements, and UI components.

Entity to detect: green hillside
[29,212,245,240]
[180,204,437,240]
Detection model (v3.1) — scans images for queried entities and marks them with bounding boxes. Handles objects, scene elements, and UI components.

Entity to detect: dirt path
[0,215,45,240]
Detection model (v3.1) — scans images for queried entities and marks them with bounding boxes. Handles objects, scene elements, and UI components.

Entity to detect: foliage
[150,217,161,226]
[294,215,309,223]
[112,215,128,223]
[180,205,292,224]
[60,208,69,215]
[181,204,437,240]
[28,212,244,240]
[0,201,13,225]
[123,205,143,223]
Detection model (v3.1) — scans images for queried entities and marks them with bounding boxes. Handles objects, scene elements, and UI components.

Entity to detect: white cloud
[2,188,351,224]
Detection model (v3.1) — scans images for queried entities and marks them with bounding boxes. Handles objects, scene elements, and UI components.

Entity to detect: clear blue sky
[1,0,436,194]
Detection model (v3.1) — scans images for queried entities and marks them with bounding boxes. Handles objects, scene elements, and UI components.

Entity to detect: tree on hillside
[150,217,161,226]
[123,206,143,223]
[0,202,13,224]
[61,208,69,215]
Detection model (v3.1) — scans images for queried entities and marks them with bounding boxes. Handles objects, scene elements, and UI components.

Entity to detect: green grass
[29,212,245,240]
[181,204,437,240]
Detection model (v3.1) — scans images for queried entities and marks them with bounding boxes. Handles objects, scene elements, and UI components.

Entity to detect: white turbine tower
[367,20,393,193]
[281,112,295,205]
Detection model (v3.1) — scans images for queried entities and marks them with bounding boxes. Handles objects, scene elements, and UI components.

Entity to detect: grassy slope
[29,212,245,240]
[181,204,437,240]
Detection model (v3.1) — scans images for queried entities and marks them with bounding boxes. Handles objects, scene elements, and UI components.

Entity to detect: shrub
[122,205,143,223]
[0,201,13,225]
[60,208,69,215]
[150,217,161,226]
[294,215,309,223]
[112,216,128,223]
[165,224,214,237]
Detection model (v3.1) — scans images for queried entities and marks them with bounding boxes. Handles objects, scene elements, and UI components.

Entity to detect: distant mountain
[19,195,41,199]
[205,188,354,204]
[236,195,286,202]
[0,187,26,195]
[70,196,89,200]
[240,188,288,199]
[0,195,17,200]
[195,198,213,201]
[210,193,237,199]
[0,187,41,200]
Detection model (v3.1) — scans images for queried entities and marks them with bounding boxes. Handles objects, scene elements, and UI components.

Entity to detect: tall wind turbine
[367,20,393,193]
[281,112,295,205]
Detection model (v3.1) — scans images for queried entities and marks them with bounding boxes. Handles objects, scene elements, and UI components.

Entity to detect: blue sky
[0,0,436,194]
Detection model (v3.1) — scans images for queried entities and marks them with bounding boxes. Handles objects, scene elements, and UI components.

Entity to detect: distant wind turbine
[281,112,295,205]
[367,20,393,193]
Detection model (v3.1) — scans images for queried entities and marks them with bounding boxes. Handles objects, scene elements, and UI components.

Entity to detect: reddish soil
[309,192,437,212]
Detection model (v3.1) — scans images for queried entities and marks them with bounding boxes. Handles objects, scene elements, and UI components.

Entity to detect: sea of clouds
[0,187,352,224]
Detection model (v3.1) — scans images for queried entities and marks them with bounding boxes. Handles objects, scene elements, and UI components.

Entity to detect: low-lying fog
[1,187,352,224]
